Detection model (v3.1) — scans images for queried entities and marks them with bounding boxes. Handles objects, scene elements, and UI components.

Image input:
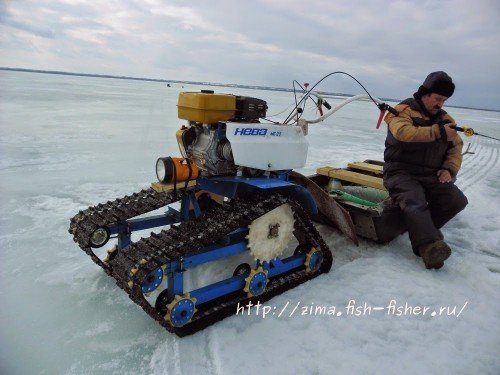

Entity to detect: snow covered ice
[1,71,499,374]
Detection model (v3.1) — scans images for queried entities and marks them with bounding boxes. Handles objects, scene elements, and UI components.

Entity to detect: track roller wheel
[141,267,164,294]
[165,294,197,327]
[305,248,323,273]
[89,226,110,248]
[233,263,251,277]
[155,289,172,314]
[243,266,268,297]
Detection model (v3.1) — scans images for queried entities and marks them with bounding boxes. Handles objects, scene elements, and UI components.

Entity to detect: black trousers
[384,170,468,253]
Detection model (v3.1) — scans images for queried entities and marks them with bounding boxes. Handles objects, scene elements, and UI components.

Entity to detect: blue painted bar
[197,176,293,198]
[191,194,201,217]
[159,253,307,306]
[270,258,284,267]
[129,214,178,231]
[179,192,202,220]
[187,255,305,305]
[180,195,191,220]
[111,212,183,250]
[168,271,184,299]
[197,176,317,214]
[118,234,130,249]
[190,274,247,304]
[183,241,248,269]
[267,255,305,277]
[165,260,180,273]
[223,227,248,245]
[196,178,239,198]
[109,212,182,236]
[166,206,181,221]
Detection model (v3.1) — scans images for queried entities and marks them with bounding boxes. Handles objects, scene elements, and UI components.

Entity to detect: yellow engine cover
[177,92,236,123]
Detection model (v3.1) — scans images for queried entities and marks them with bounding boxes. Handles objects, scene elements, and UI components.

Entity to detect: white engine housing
[226,123,308,171]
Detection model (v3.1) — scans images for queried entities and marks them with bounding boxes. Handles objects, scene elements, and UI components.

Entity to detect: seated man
[383,71,468,269]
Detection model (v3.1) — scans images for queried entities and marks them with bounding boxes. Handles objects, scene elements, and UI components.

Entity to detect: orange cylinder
[156,157,199,183]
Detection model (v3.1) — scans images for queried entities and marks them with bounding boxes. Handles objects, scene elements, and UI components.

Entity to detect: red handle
[376,110,386,129]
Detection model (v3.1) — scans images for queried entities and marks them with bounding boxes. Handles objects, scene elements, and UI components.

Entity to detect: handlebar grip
[386,106,399,116]
[378,103,399,116]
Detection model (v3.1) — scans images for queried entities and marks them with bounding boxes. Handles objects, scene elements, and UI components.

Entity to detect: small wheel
[155,289,172,314]
[243,267,268,297]
[141,267,164,293]
[305,248,323,273]
[233,263,251,277]
[89,227,110,248]
[165,294,197,327]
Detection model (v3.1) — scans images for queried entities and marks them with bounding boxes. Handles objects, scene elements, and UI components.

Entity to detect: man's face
[421,93,448,115]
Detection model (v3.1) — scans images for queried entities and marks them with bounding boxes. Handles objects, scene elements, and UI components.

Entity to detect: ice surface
[1,71,499,375]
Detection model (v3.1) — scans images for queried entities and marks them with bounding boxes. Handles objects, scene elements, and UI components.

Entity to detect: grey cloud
[1,16,55,39]
[0,0,499,109]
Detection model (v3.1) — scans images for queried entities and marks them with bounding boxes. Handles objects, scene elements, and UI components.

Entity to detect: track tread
[70,189,333,336]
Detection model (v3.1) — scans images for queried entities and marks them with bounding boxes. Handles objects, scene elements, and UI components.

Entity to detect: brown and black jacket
[383,98,463,177]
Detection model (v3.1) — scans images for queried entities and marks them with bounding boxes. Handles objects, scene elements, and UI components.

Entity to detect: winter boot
[413,230,444,257]
[419,240,451,269]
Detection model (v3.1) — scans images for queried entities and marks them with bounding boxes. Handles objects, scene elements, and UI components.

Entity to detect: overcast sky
[1,0,499,109]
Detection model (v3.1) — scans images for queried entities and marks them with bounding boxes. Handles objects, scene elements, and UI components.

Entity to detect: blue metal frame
[108,176,314,250]
[101,176,314,313]
[197,175,317,215]
[159,232,307,305]
[110,191,202,250]
[187,253,306,305]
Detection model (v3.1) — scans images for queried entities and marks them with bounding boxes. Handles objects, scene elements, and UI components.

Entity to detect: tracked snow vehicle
[69,87,395,336]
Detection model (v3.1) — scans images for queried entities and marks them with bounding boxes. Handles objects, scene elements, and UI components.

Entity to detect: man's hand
[437,169,452,183]
[444,123,457,140]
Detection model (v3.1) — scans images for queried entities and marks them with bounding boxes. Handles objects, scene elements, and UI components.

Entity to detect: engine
[156,90,309,184]
[181,123,236,176]
[175,91,267,177]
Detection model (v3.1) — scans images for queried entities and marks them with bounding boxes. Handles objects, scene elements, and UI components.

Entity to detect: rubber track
[68,188,184,273]
[107,193,332,336]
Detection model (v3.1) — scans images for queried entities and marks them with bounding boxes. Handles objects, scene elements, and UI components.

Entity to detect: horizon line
[1,66,498,113]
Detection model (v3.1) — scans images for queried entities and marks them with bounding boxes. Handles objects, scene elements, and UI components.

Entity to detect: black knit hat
[414,71,455,99]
